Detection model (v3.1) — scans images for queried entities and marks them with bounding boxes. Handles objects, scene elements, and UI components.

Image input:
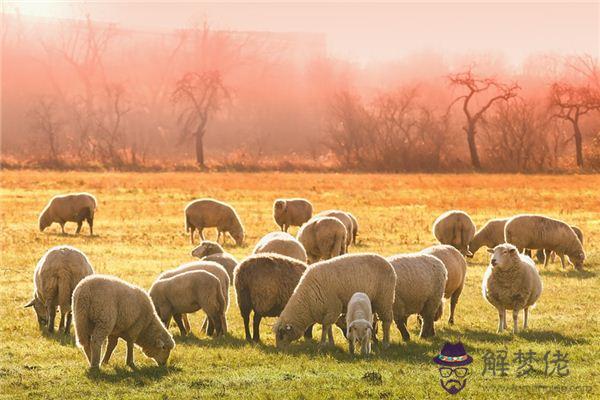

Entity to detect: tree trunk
[195,130,205,168]
[572,119,584,168]
[465,123,481,170]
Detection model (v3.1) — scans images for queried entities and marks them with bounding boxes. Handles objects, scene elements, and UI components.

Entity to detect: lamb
[191,240,238,282]
[185,198,244,246]
[253,231,307,262]
[468,218,508,255]
[25,246,94,334]
[482,243,543,333]
[73,274,175,370]
[432,210,476,257]
[150,270,227,337]
[505,214,585,270]
[386,253,447,341]
[273,198,313,232]
[420,245,467,325]
[316,210,354,247]
[273,253,396,349]
[234,253,310,342]
[38,192,97,235]
[297,216,347,263]
[346,292,373,356]
[158,260,230,336]
[535,225,584,265]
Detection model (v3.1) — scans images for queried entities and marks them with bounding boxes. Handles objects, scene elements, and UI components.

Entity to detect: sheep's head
[230,226,244,247]
[142,334,175,366]
[273,320,301,348]
[570,251,585,271]
[273,200,287,225]
[488,244,518,271]
[191,241,223,258]
[347,319,372,345]
[24,296,47,328]
[38,209,51,232]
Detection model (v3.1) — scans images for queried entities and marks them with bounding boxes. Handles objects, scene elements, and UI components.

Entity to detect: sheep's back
[421,245,466,297]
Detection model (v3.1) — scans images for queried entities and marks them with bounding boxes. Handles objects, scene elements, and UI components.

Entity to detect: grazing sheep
[73,275,175,370]
[346,292,373,356]
[273,253,396,349]
[273,198,313,232]
[432,210,476,257]
[38,192,97,235]
[253,231,307,262]
[505,214,585,270]
[297,216,347,263]
[482,244,543,333]
[25,246,94,334]
[468,218,508,255]
[535,225,584,265]
[387,253,447,341]
[158,260,230,336]
[191,240,238,282]
[234,253,310,342]
[316,210,354,247]
[347,212,359,245]
[420,245,467,325]
[185,199,244,246]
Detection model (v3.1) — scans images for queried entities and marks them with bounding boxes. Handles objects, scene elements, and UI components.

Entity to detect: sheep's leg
[47,306,56,333]
[543,252,550,268]
[200,317,208,334]
[523,307,529,330]
[182,314,191,333]
[319,324,331,347]
[199,228,205,241]
[512,309,519,334]
[361,336,370,356]
[558,254,567,269]
[395,315,410,342]
[206,317,215,336]
[420,314,435,338]
[76,220,83,234]
[125,339,137,369]
[241,308,252,341]
[381,318,391,348]
[348,336,355,355]
[497,308,505,333]
[90,334,107,369]
[58,311,66,333]
[303,324,313,339]
[327,326,334,346]
[217,230,222,244]
[64,311,72,334]
[87,216,94,236]
[102,335,118,365]
[173,314,187,336]
[81,336,92,365]
[189,227,195,244]
[60,223,66,235]
[449,287,463,325]
[252,313,262,342]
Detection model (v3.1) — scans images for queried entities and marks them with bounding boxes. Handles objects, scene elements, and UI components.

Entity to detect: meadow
[0,170,599,399]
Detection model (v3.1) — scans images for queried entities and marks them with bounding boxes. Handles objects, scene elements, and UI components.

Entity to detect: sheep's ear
[486,248,494,254]
[509,248,517,255]
[24,299,35,308]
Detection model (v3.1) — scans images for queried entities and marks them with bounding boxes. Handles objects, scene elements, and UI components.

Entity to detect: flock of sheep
[26,192,586,369]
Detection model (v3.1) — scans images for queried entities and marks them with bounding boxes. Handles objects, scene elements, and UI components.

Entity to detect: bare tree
[94,84,131,166]
[28,97,63,162]
[171,71,229,167]
[448,67,520,170]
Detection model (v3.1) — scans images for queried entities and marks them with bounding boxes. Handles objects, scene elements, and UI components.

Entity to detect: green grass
[1,170,599,399]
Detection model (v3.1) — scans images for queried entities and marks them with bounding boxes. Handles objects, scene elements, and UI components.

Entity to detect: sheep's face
[142,336,175,366]
[571,251,585,270]
[25,297,47,328]
[347,319,372,345]
[38,212,51,232]
[488,244,518,271]
[231,229,244,247]
[273,200,287,215]
[273,322,301,348]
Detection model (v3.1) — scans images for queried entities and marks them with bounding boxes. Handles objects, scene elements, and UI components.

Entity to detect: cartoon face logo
[433,342,473,395]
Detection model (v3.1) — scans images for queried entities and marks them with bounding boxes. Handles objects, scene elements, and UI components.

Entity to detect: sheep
[73,274,175,370]
[386,253,447,341]
[253,231,307,262]
[420,245,467,325]
[468,218,508,255]
[273,198,313,232]
[482,243,543,333]
[505,214,585,270]
[158,260,229,336]
[234,253,311,342]
[347,212,359,245]
[185,198,244,246]
[346,292,373,356]
[191,240,238,282]
[316,210,354,247]
[150,270,227,337]
[297,216,347,263]
[432,210,476,257]
[535,225,584,265]
[25,245,94,334]
[273,253,396,349]
[38,192,97,235]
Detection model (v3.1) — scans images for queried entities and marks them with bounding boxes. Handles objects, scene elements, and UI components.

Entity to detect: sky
[3,1,599,64]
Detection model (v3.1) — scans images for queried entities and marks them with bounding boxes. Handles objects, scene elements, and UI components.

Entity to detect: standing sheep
[25,246,94,334]
[432,210,476,257]
[347,212,359,245]
[482,244,543,333]
[273,253,396,349]
[316,210,354,248]
[273,198,313,232]
[387,253,447,340]
[346,292,373,356]
[535,225,584,265]
[420,245,467,325]
[185,199,244,246]
[73,275,175,370]
[505,214,585,270]
[38,192,97,235]
[191,240,238,282]
[253,231,307,262]
[150,270,227,337]
[468,218,508,255]
[297,216,347,263]
[234,253,310,342]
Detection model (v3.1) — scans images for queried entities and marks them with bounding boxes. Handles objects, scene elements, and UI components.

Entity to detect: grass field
[1,170,599,399]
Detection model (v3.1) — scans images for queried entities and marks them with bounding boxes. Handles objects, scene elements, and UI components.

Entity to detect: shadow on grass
[539,268,596,279]
[460,328,586,346]
[175,332,249,349]
[41,329,77,346]
[45,232,100,239]
[86,364,180,384]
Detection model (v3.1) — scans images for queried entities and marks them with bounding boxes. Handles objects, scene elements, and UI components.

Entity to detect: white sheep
[482,244,543,333]
[38,192,97,235]
[25,245,94,334]
[468,218,508,255]
[297,216,347,263]
[346,292,373,356]
[432,210,476,257]
[190,240,238,282]
[535,225,584,265]
[273,198,313,232]
[316,210,354,247]
[185,198,244,246]
[253,231,307,262]
[73,275,175,370]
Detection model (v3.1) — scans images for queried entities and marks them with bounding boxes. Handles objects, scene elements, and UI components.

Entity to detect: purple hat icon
[433,342,473,367]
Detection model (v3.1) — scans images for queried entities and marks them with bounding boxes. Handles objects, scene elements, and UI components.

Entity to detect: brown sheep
[39,192,97,235]
[185,198,244,246]
[273,198,313,232]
